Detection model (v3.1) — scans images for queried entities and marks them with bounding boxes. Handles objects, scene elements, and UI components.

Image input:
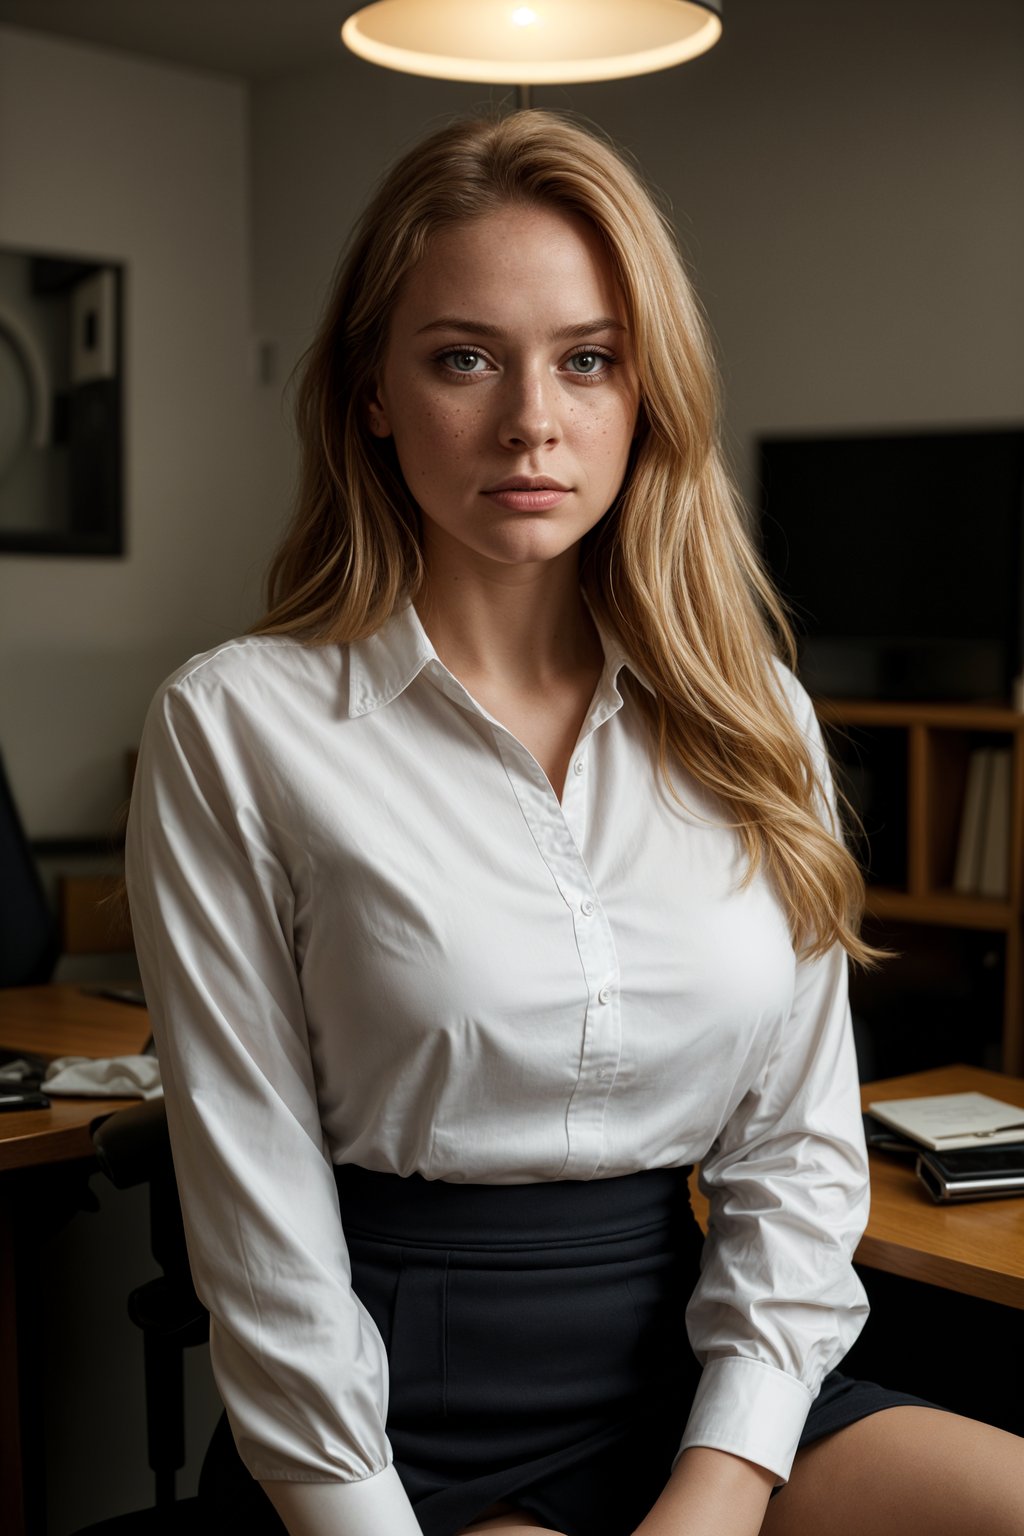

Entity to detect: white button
[598,1069,612,1083]
[573,759,585,775]
[597,985,612,1005]
[580,898,595,917]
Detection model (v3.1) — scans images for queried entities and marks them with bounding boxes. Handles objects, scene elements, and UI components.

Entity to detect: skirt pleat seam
[441,1249,451,1419]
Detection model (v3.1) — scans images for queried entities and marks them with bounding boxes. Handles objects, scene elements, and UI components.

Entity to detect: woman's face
[369,202,639,577]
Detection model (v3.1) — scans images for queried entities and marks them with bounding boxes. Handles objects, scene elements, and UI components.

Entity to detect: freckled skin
[369,205,640,578]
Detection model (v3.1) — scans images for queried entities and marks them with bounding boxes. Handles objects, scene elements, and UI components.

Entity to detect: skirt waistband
[333,1163,695,1251]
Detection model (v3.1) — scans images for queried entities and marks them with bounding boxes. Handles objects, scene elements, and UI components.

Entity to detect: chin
[481,533,581,567]
[481,516,594,561]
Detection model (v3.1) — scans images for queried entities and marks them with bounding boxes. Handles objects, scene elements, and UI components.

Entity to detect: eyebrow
[415,316,627,340]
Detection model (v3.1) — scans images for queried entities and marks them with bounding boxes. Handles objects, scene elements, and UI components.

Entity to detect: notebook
[866,1091,1024,1151]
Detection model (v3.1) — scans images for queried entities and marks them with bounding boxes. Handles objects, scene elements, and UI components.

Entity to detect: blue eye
[441,350,486,373]
[565,351,609,375]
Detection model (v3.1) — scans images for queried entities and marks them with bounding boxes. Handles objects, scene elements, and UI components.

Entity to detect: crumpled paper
[43,1054,163,1100]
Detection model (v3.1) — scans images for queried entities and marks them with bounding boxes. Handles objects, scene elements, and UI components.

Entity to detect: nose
[498,363,561,451]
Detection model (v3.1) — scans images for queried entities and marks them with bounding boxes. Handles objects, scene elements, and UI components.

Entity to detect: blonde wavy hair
[254,110,874,966]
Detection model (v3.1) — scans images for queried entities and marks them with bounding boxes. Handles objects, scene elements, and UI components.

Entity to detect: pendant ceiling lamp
[341,1,723,95]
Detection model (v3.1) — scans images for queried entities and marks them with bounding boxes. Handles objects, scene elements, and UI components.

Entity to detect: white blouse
[124,600,870,1536]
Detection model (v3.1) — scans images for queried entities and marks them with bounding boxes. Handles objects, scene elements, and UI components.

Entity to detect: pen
[934,1121,1024,1139]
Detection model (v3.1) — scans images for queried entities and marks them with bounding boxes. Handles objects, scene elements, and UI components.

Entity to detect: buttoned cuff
[259,1461,424,1536]
[672,1357,813,1485]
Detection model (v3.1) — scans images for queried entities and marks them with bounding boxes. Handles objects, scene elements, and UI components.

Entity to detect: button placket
[557,747,588,848]
[562,981,622,1177]
[491,727,622,1179]
[562,889,622,1176]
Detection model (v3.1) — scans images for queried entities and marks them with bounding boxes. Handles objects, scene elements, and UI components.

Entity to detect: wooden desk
[1,985,151,1536]
[0,984,151,1172]
[859,1063,1024,1310]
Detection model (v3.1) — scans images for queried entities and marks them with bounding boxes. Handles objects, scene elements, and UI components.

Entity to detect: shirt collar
[347,602,437,718]
[347,598,654,720]
[584,595,656,699]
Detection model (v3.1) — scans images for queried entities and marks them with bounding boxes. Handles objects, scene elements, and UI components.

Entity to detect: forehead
[390,203,624,331]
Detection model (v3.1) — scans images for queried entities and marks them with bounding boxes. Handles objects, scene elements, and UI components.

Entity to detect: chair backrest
[0,748,60,987]
[92,1099,209,1509]
[93,1099,197,1290]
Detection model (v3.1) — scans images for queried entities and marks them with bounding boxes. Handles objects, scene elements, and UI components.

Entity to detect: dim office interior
[1,1,1023,1532]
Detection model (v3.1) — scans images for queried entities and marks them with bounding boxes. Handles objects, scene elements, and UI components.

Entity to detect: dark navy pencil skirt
[199,1163,932,1536]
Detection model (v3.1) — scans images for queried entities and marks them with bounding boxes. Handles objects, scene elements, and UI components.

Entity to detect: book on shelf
[978,748,1011,898]
[953,747,1011,898]
[953,749,991,893]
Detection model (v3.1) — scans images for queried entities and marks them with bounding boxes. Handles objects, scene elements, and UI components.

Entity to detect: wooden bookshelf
[815,699,1024,1074]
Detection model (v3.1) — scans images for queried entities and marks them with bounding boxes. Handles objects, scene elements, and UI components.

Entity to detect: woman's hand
[631,1446,775,1536]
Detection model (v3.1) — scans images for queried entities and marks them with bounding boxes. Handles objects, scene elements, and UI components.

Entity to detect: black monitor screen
[758,427,1024,700]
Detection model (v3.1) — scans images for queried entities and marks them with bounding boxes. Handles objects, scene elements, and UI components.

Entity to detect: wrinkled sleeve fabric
[124,678,423,1535]
[676,669,871,1483]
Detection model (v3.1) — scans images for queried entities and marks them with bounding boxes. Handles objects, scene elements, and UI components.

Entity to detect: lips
[482,475,572,512]
[484,476,570,492]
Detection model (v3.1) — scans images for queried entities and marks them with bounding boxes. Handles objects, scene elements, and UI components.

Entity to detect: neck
[414,549,602,691]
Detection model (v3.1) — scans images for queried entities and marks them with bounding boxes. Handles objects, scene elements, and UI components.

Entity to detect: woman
[125,111,1023,1536]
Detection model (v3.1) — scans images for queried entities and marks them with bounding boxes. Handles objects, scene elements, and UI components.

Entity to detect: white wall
[0,25,273,839]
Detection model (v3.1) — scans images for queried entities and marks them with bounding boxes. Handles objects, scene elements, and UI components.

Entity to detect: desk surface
[0,985,151,1172]
[2,989,1023,1306]
[858,1062,1024,1310]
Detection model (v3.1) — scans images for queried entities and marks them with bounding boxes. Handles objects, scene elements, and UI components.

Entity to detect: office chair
[0,747,60,986]
[72,1099,212,1534]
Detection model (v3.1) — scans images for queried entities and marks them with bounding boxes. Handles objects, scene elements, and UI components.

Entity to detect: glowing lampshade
[340,0,723,86]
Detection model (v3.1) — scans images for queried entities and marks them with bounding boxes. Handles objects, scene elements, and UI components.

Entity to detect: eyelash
[434,346,616,383]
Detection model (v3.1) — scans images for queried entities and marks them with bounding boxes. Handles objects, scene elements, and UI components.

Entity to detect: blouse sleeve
[124,677,423,1534]
[675,670,871,1483]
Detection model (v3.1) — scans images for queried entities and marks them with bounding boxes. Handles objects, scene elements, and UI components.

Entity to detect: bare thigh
[761,1406,1024,1536]
[456,1505,565,1533]
[455,1407,1024,1536]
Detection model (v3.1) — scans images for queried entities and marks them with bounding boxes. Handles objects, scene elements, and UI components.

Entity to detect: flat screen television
[757,426,1024,701]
